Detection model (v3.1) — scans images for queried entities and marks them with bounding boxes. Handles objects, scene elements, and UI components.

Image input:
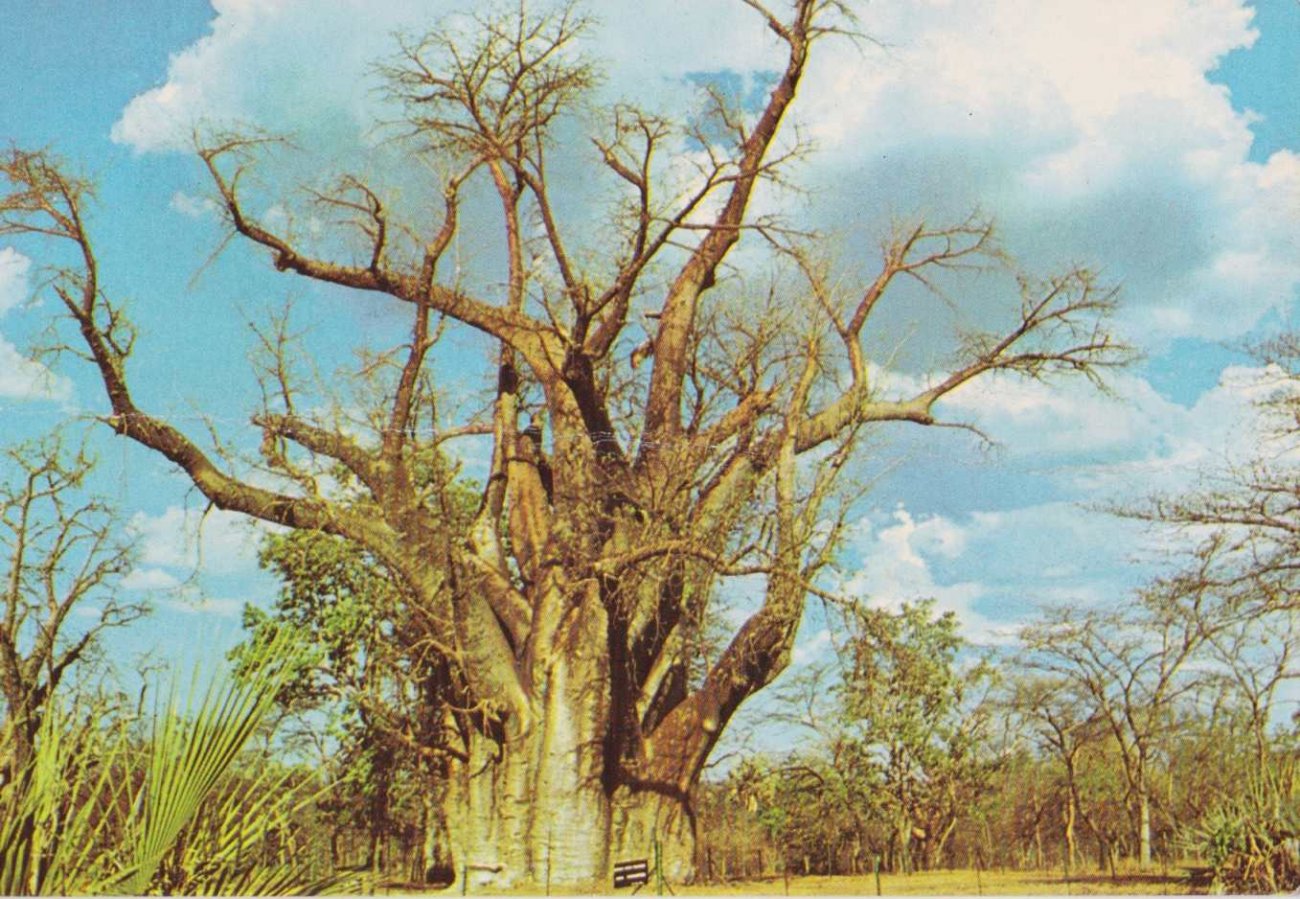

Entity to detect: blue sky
[1,1,1298,702]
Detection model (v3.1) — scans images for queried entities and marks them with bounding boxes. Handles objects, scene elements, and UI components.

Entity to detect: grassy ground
[390,863,1204,895]
[677,865,1201,895]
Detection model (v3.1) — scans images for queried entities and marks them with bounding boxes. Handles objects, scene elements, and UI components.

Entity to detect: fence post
[655,837,664,896]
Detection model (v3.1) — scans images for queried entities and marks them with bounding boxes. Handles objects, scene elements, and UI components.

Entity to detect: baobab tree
[1,0,1126,887]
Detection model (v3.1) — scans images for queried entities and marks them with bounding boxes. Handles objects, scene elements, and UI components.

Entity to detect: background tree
[0,0,1126,886]
[1020,595,1206,869]
[1011,673,1103,871]
[838,600,999,873]
[969,747,1059,871]
[1134,340,1300,618]
[0,432,143,780]
[1112,336,1300,888]
[723,600,999,878]
[760,664,889,876]
[234,475,476,884]
[1200,607,1300,769]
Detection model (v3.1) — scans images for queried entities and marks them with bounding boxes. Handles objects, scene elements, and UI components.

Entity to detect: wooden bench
[613,858,650,890]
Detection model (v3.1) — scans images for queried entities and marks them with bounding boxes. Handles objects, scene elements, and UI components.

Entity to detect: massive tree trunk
[445,732,695,889]
[437,620,699,890]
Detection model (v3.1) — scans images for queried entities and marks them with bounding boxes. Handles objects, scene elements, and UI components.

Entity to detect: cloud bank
[111,0,1299,345]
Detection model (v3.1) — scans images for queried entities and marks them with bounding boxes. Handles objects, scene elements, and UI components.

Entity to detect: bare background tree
[0,0,1126,887]
[1020,595,1206,870]
[0,432,142,781]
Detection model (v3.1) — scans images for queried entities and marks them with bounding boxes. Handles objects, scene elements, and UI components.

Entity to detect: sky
[1,1,1299,714]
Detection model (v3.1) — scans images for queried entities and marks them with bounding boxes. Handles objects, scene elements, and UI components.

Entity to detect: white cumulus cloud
[838,505,997,638]
[834,364,1300,642]
[0,248,30,315]
[934,364,1294,498]
[109,0,1299,345]
[128,505,267,576]
[0,248,73,402]
[168,191,218,219]
[837,498,1157,645]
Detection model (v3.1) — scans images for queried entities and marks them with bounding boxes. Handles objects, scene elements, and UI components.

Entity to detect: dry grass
[676,865,1200,895]
[406,863,1203,895]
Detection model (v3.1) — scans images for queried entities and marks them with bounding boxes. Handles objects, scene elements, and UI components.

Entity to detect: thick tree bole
[440,603,699,890]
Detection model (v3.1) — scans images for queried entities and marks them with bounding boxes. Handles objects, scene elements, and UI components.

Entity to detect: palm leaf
[2,632,335,896]
[0,702,133,895]
[109,634,298,895]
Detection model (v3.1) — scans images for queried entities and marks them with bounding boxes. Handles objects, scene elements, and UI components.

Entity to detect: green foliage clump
[0,636,347,895]
[1193,760,1300,894]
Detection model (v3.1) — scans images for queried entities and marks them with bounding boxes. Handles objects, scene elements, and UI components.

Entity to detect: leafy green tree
[235,507,469,883]
[764,600,999,874]
[236,527,403,874]
[839,600,1000,872]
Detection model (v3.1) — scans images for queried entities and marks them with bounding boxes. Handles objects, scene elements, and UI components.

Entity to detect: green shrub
[0,636,354,895]
[1191,759,1300,893]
